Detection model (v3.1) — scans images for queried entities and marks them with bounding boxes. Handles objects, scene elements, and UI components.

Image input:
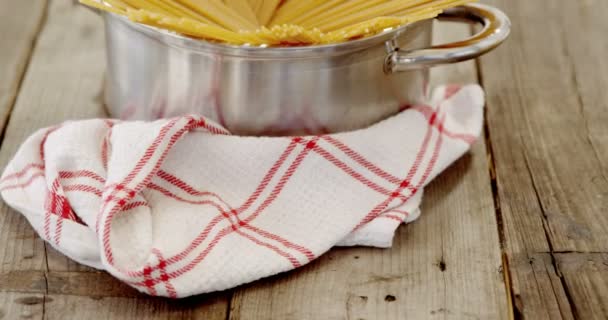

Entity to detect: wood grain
[561,0,608,184]
[46,271,142,298]
[506,254,573,320]
[44,294,229,320]
[2,0,606,318]
[0,0,48,137]
[0,0,49,280]
[558,3,608,318]
[0,271,47,293]
[0,0,107,285]
[229,22,508,320]
[481,0,608,318]
[0,292,45,320]
[0,0,229,317]
[482,0,608,255]
[556,253,608,320]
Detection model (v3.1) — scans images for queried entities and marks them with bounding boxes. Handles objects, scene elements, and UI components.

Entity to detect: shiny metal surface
[385,3,511,72]
[103,4,510,136]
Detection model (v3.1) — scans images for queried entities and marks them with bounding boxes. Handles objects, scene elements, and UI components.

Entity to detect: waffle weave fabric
[0,85,484,298]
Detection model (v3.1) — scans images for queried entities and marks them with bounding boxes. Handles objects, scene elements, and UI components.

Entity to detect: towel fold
[0,85,484,298]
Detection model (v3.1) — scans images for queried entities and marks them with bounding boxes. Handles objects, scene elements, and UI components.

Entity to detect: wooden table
[1,1,607,319]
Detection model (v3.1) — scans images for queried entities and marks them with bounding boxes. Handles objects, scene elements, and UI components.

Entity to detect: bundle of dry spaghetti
[80,0,475,45]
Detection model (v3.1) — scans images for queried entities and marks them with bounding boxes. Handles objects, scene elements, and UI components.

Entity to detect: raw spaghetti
[80,0,475,45]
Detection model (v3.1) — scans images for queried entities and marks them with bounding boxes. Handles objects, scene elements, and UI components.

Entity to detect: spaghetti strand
[80,0,476,45]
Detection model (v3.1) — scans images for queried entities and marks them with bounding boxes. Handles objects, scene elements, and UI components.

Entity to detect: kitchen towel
[0,84,484,298]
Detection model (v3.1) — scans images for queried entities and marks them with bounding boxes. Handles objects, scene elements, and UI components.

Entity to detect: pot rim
[105,12,424,59]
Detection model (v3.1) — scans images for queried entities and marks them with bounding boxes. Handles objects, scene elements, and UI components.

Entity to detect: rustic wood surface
[1,0,607,319]
[0,0,49,285]
[481,0,608,319]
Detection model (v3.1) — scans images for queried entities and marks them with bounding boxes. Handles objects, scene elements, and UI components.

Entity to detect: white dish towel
[1,85,484,298]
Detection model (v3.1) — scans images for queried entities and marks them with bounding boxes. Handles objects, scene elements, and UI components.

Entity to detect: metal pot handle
[384,3,511,73]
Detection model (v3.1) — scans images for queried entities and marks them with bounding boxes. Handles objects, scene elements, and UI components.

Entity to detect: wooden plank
[0,0,107,296]
[0,271,47,293]
[480,0,608,318]
[560,0,608,171]
[556,2,608,317]
[482,0,608,254]
[0,0,106,288]
[46,271,141,298]
[0,0,48,282]
[506,253,573,320]
[0,0,229,317]
[479,0,573,317]
[229,22,508,320]
[44,293,229,320]
[556,253,608,320]
[0,205,47,282]
[0,0,48,136]
[0,292,45,320]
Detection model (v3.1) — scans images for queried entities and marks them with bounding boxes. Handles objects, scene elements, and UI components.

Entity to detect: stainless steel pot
[101,3,510,136]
